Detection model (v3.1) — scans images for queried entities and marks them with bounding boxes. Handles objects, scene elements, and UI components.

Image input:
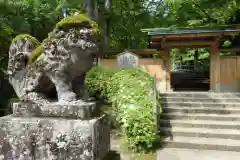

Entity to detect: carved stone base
[0,114,110,160]
[12,101,99,119]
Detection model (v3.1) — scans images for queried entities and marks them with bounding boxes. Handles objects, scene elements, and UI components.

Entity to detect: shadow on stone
[103,150,121,160]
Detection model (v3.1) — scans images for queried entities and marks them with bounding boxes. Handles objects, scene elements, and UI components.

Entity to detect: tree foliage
[162,0,240,26]
[109,0,160,50]
[1,0,240,62]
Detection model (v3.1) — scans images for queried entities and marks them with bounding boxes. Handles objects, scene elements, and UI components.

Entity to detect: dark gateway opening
[171,59,210,91]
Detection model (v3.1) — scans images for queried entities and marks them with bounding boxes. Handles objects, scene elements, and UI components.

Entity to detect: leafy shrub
[85,66,160,152]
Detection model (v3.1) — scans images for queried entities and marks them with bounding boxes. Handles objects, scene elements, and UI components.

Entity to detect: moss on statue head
[29,36,53,64]
[42,38,51,44]
[12,34,40,46]
[29,45,44,64]
[56,14,99,35]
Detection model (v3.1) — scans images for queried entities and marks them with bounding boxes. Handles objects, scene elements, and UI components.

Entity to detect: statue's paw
[59,92,77,102]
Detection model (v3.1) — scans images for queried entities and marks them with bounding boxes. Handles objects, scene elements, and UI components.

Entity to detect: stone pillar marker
[117,50,139,68]
[1,14,110,160]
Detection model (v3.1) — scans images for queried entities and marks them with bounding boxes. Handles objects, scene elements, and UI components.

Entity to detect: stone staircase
[159,92,240,152]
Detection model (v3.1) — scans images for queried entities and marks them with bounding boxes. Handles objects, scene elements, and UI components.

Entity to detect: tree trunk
[194,49,199,71]
[102,0,111,52]
[105,0,112,13]
[83,0,96,20]
[83,0,111,54]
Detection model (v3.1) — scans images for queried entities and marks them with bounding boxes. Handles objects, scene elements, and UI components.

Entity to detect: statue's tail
[8,35,40,76]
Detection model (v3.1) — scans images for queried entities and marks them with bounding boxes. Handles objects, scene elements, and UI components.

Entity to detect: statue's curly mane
[8,14,99,103]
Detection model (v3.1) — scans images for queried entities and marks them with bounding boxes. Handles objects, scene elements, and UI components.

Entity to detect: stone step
[161,102,240,108]
[161,136,240,152]
[160,92,240,98]
[161,97,240,103]
[162,92,240,95]
[159,119,240,129]
[160,127,240,140]
[161,113,240,121]
[162,106,240,114]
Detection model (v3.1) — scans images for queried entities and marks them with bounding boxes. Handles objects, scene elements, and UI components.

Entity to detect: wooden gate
[220,56,240,92]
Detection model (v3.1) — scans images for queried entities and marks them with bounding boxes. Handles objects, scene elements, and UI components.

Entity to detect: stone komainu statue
[7,14,99,103]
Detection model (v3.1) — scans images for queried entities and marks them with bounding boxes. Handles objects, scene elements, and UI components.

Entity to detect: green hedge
[85,66,160,152]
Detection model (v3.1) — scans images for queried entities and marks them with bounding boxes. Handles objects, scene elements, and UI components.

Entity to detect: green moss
[30,33,54,64]
[29,45,44,64]
[42,38,51,44]
[12,34,40,46]
[56,14,99,35]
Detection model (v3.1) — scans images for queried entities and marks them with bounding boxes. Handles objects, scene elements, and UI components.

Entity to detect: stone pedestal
[12,101,99,119]
[0,102,110,160]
